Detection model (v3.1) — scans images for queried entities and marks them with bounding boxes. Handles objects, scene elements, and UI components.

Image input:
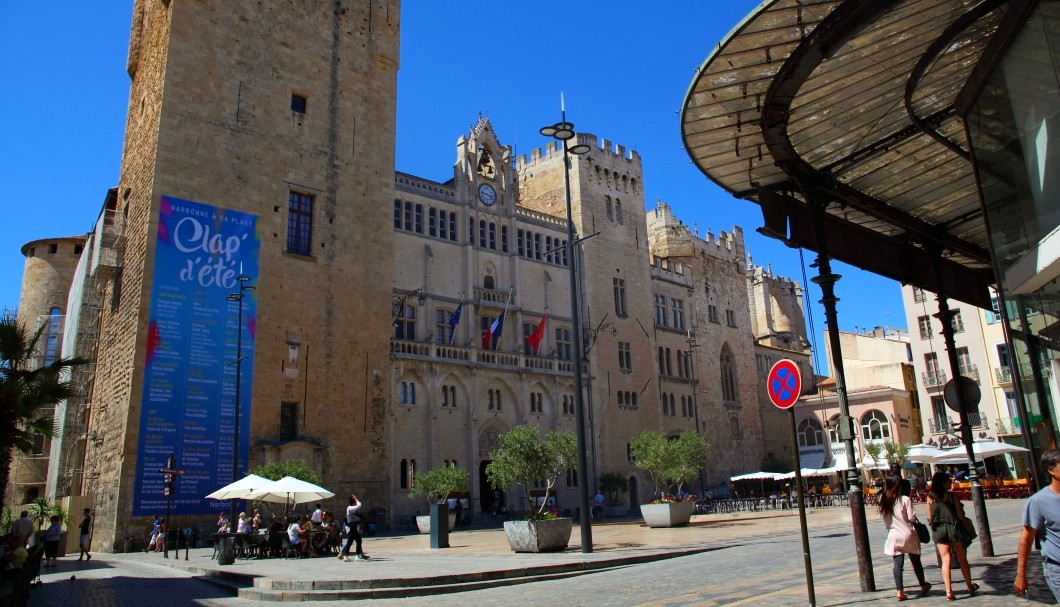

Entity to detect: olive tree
[485,425,576,518]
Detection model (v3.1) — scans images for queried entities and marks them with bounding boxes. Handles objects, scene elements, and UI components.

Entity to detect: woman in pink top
[878,476,931,600]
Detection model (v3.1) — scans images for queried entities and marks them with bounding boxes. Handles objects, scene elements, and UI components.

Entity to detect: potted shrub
[598,471,628,518]
[631,430,710,528]
[485,425,576,552]
[408,464,468,534]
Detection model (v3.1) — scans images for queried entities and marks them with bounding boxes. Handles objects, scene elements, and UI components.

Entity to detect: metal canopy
[681,0,1009,309]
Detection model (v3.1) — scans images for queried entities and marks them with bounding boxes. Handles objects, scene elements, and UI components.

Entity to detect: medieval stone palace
[12,1,809,549]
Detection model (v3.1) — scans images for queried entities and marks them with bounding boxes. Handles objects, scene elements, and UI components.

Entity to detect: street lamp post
[686,333,705,493]
[227,273,255,525]
[540,114,593,553]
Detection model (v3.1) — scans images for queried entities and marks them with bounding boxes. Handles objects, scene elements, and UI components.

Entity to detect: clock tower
[455,117,514,214]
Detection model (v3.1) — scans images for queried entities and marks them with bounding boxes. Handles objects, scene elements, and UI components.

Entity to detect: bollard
[429,502,449,549]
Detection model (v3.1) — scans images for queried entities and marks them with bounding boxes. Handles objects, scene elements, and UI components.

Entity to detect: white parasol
[205,473,271,500]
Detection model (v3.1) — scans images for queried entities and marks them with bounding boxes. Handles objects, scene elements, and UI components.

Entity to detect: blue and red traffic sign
[767,359,802,409]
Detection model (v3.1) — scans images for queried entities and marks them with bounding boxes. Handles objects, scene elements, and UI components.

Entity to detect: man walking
[10,511,33,548]
[1016,450,1060,600]
[78,508,92,561]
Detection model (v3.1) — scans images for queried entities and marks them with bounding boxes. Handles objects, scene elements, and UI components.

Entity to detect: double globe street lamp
[539,115,593,553]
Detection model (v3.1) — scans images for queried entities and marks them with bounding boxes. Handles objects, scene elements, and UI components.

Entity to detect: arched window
[797,419,823,447]
[605,196,613,221]
[661,393,669,416]
[484,275,495,290]
[827,414,842,445]
[860,410,891,440]
[720,345,737,402]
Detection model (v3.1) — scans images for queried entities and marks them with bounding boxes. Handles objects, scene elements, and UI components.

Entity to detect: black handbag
[913,518,930,544]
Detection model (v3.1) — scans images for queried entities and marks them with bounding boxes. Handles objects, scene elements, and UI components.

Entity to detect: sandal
[896,591,907,601]
[946,591,956,601]
[968,582,979,596]
[919,582,931,597]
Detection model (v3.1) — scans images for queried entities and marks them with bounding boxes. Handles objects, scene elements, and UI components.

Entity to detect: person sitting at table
[320,512,340,554]
[236,512,248,534]
[312,515,332,556]
[217,512,231,534]
[287,515,309,557]
[252,509,263,533]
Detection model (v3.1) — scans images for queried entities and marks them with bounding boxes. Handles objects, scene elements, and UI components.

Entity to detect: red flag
[527,314,548,354]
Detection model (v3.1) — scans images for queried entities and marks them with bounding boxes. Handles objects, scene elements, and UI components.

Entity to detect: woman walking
[338,494,370,562]
[927,472,979,600]
[878,476,930,600]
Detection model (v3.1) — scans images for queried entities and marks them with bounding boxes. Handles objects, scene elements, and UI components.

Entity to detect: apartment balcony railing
[928,412,988,435]
[390,338,573,377]
[958,364,980,384]
[922,370,947,388]
[996,417,1022,435]
[995,366,1013,384]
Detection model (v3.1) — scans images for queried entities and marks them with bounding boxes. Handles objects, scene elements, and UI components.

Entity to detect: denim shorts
[1044,558,1060,602]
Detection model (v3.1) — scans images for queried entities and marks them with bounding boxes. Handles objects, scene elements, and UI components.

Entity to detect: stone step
[240,567,614,602]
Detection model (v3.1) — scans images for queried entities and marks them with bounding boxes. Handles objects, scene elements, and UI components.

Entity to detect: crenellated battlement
[516,132,641,169]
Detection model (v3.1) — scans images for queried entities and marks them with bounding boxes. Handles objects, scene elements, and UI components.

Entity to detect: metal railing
[996,417,1022,435]
[996,366,1013,384]
[959,364,980,383]
[922,370,947,388]
[929,412,988,434]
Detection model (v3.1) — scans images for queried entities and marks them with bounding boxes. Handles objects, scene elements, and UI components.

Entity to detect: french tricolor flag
[482,309,506,350]
[482,288,513,350]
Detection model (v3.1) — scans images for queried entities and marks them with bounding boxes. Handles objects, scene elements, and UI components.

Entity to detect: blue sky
[0,2,908,352]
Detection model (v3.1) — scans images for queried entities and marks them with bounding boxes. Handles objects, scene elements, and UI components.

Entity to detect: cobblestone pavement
[26,498,1055,606]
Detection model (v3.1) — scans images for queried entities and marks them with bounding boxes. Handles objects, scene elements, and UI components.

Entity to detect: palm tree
[0,313,86,506]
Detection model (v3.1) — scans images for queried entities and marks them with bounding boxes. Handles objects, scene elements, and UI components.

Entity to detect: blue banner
[133,196,260,516]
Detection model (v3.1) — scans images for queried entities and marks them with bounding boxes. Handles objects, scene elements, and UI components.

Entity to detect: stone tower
[83,0,399,549]
[518,134,662,497]
[8,236,86,505]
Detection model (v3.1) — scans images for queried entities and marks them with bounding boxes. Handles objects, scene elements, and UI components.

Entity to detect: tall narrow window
[435,309,455,345]
[555,328,571,361]
[618,342,632,372]
[287,192,314,256]
[918,315,933,339]
[654,294,667,326]
[43,308,61,365]
[395,305,416,340]
[720,345,737,402]
[414,204,424,234]
[428,207,438,237]
[501,225,508,252]
[280,402,298,441]
[671,299,684,330]
[613,278,627,317]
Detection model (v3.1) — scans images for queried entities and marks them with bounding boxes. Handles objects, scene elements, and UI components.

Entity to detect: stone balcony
[390,338,574,376]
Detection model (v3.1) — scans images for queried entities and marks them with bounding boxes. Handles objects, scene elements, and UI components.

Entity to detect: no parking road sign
[767,359,802,410]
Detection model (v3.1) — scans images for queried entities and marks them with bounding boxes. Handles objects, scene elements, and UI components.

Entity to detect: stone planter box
[503,518,573,553]
[416,512,456,534]
[640,501,695,528]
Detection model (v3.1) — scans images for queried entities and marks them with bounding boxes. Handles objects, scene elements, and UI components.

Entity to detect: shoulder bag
[913,517,930,544]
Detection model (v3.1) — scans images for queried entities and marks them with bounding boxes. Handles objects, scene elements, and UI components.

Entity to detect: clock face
[478,183,497,206]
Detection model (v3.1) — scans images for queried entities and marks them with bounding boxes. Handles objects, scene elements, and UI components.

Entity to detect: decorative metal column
[808,197,875,592]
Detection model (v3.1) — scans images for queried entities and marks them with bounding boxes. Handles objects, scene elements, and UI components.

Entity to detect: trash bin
[217,535,235,565]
